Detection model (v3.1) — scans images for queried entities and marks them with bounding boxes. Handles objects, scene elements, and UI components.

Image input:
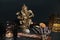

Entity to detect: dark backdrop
[0,0,60,23]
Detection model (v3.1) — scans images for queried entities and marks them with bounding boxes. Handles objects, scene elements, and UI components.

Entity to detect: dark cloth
[1,37,14,40]
[16,37,37,40]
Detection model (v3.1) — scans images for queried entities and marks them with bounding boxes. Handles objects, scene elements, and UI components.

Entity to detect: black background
[0,0,60,23]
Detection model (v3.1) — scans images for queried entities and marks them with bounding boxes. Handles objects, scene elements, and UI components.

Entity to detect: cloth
[40,27,51,35]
